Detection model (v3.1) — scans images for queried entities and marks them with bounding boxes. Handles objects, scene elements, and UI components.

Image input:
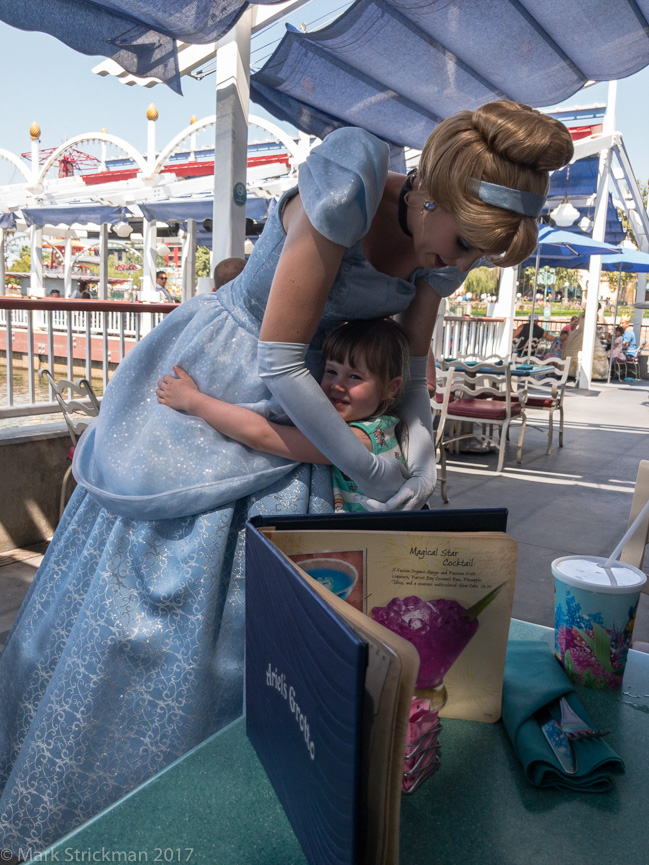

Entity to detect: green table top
[36,621,649,865]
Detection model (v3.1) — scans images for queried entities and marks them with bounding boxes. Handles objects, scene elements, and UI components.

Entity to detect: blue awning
[547,157,602,201]
[251,0,649,149]
[0,213,16,230]
[139,197,270,224]
[0,0,284,94]
[21,205,130,228]
[139,198,271,250]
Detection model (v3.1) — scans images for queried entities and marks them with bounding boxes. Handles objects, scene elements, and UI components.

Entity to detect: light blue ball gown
[0,127,465,854]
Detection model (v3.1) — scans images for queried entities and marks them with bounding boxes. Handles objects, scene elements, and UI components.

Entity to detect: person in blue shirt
[621,318,638,358]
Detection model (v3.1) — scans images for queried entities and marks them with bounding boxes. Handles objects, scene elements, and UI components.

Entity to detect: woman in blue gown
[0,101,573,855]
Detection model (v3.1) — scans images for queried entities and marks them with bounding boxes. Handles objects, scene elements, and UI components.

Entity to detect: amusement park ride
[21,147,101,178]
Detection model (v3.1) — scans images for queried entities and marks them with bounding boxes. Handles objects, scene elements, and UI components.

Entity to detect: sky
[2,12,649,185]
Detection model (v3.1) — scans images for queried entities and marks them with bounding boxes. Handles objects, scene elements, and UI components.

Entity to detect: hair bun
[472,101,574,172]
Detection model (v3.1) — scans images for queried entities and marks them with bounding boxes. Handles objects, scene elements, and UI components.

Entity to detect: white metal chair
[430,367,456,503]
[443,366,526,473]
[620,460,649,652]
[39,369,101,519]
[620,460,649,578]
[510,356,571,455]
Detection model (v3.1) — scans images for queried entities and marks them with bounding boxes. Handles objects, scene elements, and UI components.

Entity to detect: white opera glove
[366,355,436,511]
[258,341,409,502]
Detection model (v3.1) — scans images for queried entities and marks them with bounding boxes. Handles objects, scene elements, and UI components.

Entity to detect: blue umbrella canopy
[536,226,621,258]
[522,246,649,271]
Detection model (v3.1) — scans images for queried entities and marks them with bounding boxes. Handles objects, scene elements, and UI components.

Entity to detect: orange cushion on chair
[448,398,522,420]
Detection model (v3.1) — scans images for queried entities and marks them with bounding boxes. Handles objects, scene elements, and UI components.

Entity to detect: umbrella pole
[608,264,622,383]
[528,245,541,360]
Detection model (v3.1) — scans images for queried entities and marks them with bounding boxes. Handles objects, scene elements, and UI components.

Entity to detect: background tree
[195,245,211,278]
[463,265,498,298]
[7,244,31,275]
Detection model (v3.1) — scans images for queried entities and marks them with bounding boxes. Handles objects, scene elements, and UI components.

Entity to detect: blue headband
[468,178,546,218]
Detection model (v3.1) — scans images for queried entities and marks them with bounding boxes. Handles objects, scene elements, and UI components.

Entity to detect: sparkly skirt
[0,465,332,856]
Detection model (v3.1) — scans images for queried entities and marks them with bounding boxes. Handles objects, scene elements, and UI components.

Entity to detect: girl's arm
[156,366,372,463]
[255,195,409,503]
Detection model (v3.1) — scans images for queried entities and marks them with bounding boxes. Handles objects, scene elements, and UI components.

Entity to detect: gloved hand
[366,355,436,511]
[258,340,409,503]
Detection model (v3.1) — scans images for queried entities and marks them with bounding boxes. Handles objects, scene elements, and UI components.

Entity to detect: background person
[513,313,553,355]
[620,318,638,358]
[155,269,176,302]
[561,315,579,335]
[213,256,246,290]
[0,101,573,855]
[608,324,627,362]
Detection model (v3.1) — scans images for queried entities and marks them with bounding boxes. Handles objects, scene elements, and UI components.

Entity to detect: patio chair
[442,366,526,473]
[620,459,649,653]
[620,459,649,576]
[510,357,571,455]
[431,367,456,503]
[39,369,101,520]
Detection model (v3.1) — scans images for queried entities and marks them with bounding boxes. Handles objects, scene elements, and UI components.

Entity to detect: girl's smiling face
[320,356,401,423]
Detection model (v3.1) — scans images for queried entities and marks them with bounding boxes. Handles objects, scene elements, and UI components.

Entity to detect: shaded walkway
[440,378,649,642]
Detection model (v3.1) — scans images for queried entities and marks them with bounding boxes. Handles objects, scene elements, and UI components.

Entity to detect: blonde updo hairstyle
[417,101,574,267]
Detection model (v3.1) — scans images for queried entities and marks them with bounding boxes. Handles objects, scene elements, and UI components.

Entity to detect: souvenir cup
[552,555,647,688]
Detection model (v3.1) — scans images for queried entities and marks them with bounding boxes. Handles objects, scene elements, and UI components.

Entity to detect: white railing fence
[439,316,505,360]
[0,298,173,418]
[0,301,505,420]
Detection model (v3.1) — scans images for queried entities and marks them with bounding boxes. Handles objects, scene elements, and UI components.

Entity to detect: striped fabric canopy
[251,0,649,148]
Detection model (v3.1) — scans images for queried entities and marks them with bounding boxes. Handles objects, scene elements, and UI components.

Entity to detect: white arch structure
[152,112,302,177]
[0,109,302,299]
[0,149,31,183]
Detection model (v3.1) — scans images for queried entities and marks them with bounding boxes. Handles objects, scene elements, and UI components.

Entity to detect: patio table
[36,620,648,865]
[444,359,555,377]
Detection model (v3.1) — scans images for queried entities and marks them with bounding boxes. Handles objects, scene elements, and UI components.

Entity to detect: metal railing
[7,303,621,421]
[0,298,174,418]
[439,316,505,359]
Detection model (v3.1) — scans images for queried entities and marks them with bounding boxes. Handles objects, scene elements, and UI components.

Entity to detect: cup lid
[552,555,647,594]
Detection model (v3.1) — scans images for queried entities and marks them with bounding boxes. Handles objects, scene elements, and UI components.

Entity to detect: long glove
[366,355,436,511]
[258,341,409,503]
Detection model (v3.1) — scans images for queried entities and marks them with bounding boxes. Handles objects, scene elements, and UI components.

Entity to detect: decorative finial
[101,127,107,134]
[30,122,41,140]
[190,115,198,125]
[146,103,159,122]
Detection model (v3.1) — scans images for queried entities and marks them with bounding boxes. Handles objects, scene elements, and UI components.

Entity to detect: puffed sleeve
[298,127,390,247]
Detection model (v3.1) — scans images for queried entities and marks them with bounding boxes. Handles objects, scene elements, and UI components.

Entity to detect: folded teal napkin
[501,640,625,792]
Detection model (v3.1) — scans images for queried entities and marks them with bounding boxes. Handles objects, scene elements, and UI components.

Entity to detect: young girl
[156,318,410,513]
[608,324,627,363]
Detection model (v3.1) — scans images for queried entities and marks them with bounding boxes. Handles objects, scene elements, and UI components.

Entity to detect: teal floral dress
[332,415,403,513]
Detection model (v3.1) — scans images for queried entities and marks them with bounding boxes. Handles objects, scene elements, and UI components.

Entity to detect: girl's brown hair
[417,101,575,267]
[322,318,410,417]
